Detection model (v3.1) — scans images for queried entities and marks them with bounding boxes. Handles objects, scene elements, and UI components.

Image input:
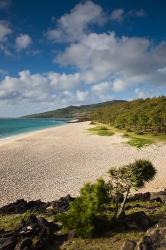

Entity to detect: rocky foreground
[0,191,166,250]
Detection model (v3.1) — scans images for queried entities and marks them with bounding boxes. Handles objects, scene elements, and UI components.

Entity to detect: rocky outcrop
[0,215,60,250]
[121,217,166,250]
[0,195,74,215]
[123,211,151,231]
[150,191,166,203]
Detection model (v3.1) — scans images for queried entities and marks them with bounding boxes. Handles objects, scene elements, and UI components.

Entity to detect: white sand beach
[0,121,166,207]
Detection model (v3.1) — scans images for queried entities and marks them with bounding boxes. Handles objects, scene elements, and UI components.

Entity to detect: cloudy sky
[0,0,166,117]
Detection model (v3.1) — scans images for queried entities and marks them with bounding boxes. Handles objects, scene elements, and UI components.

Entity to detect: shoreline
[0,121,166,207]
[0,122,69,146]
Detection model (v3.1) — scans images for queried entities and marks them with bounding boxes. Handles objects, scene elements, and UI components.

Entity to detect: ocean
[0,118,66,139]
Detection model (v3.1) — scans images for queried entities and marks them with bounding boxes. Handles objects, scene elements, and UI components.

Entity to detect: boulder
[14,237,32,250]
[121,240,136,250]
[0,215,60,250]
[150,191,166,203]
[148,228,160,243]
[128,193,150,202]
[137,236,154,250]
[0,236,17,250]
[124,212,151,231]
[0,195,74,216]
[0,199,47,215]
[50,195,75,214]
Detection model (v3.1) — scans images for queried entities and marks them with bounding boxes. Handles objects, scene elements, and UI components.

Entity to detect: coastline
[0,121,166,207]
[0,122,69,146]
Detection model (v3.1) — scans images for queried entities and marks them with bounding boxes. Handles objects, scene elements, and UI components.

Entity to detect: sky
[0,0,166,117]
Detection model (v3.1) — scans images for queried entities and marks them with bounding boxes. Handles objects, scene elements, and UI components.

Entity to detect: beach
[0,121,166,207]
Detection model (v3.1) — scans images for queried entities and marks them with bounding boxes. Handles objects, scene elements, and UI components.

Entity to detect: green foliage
[109,159,156,190]
[127,160,157,188]
[88,126,114,136]
[59,179,110,238]
[127,137,154,148]
[91,96,166,134]
[108,160,157,216]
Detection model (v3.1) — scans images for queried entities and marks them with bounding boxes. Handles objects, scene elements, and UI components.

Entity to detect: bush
[59,179,110,238]
[99,126,108,130]
[136,131,144,135]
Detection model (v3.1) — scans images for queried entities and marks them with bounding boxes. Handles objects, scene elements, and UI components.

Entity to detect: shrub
[59,179,110,238]
[108,159,156,217]
[136,131,144,135]
[99,126,108,130]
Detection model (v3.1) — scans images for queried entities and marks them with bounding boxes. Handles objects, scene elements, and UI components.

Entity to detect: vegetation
[91,96,166,134]
[62,200,166,250]
[109,160,157,217]
[88,126,115,136]
[59,179,110,238]
[59,160,156,238]
[23,100,125,119]
[0,160,163,250]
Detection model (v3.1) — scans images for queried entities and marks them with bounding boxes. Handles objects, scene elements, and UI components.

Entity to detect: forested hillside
[91,96,166,133]
[23,100,125,119]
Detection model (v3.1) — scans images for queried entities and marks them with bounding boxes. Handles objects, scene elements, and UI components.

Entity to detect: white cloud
[128,9,146,18]
[110,9,124,22]
[0,0,11,9]
[56,31,166,91]
[158,67,166,74]
[76,90,89,102]
[0,21,12,41]
[135,88,146,98]
[15,34,32,50]
[112,79,127,92]
[0,69,8,76]
[110,8,146,23]
[0,70,80,102]
[47,1,106,43]
[92,81,110,95]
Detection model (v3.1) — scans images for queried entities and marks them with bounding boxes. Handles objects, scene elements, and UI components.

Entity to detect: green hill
[91,96,166,134]
[23,100,125,120]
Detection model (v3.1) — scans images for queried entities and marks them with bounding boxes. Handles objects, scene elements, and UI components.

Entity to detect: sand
[0,121,166,207]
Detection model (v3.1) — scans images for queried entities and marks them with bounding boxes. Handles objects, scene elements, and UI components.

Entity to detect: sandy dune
[0,121,166,207]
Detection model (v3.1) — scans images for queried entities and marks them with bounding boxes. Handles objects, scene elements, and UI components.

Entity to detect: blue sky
[0,0,166,117]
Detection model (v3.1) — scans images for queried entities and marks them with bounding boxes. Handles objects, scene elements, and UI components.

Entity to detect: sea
[0,118,67,139]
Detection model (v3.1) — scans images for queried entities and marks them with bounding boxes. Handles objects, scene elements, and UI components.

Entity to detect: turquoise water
[0,118,66,139]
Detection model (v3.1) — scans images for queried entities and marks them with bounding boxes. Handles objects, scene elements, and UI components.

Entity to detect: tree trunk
[118,186,130,218]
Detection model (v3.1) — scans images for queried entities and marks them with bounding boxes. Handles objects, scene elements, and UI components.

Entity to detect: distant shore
[0,121,166,207]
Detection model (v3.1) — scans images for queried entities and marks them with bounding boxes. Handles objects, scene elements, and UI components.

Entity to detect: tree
[59,179,110,238]
[108,159,157,218]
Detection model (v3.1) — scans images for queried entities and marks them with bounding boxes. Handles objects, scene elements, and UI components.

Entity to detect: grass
[88,126,115,136]
[127,137,154,148]
[89,123,166,148]
[0,211,56,231]
[62,231,144,250]
[1,200,166,250]
[0,211,32,231]
[59,200,166,249]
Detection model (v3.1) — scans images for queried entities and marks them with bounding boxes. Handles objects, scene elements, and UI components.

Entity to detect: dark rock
[0,236,17,250]
[128,193,150,202]
[148,228,160,243]
[121,240,136,250]
[137,236,154,250]
[0,200,28,214]
[150,191,166,203]
[0,199,47,215]
[49,195,75,214]
[0,195,74,216]
[14,237,32,250]
[68,230,76,240]
[123,212,151,231]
